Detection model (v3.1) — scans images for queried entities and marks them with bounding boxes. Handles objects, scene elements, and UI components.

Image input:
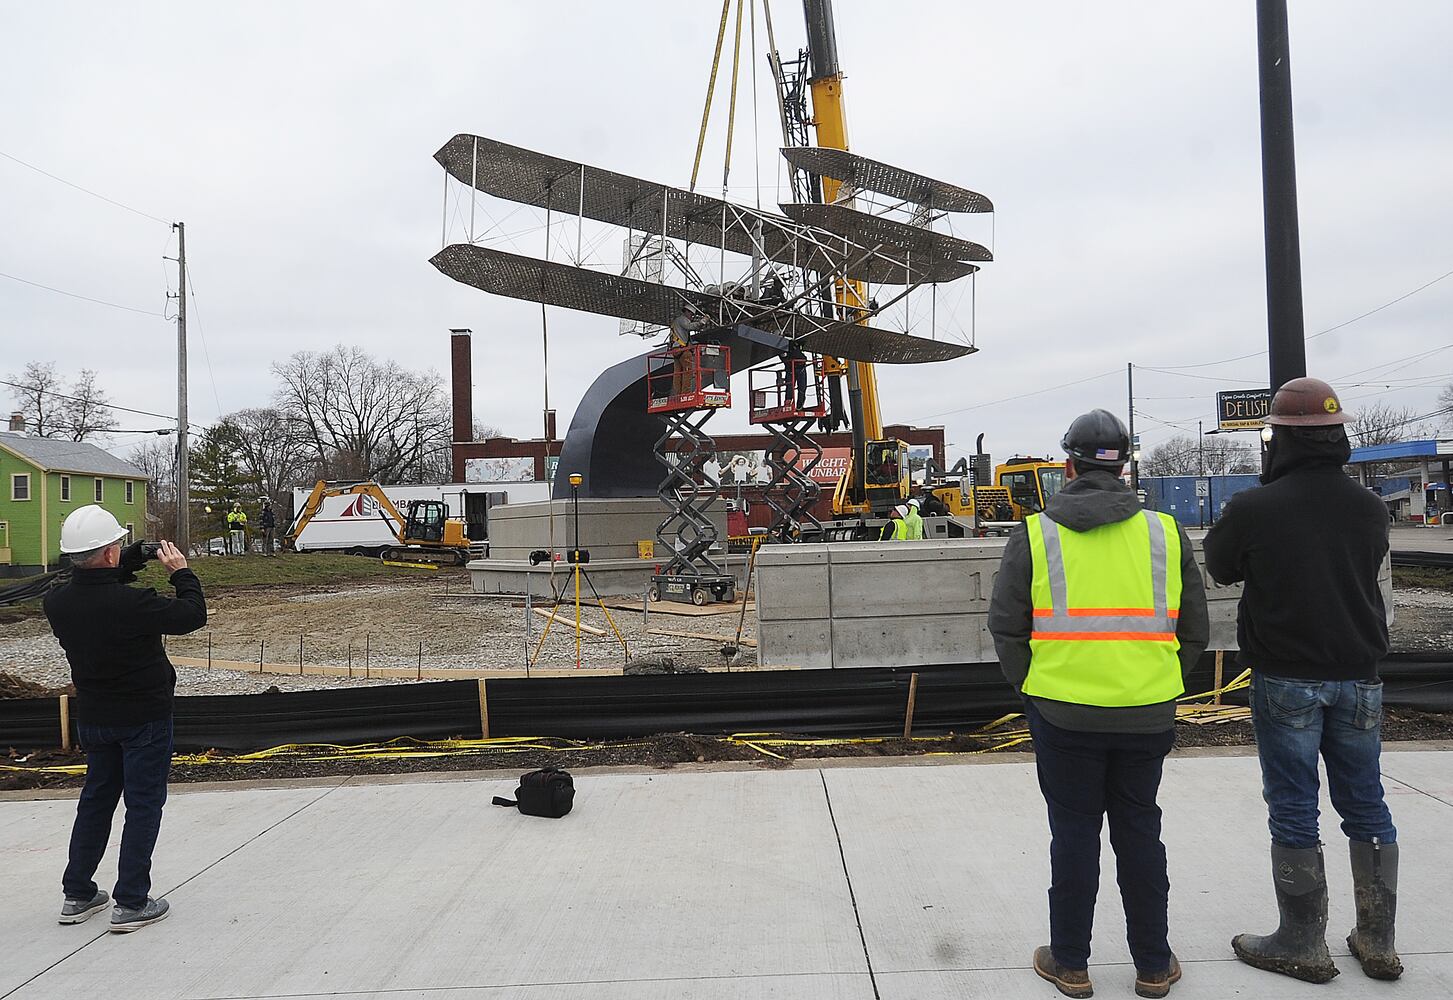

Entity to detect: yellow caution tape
[2,669,1257,779]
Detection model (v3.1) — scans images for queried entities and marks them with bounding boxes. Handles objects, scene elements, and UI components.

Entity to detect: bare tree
[1347,401,1427,447]
[127,438,178,541]
[6,361,64,436]
[272,345,452,484]
[1141,434,1258,477]
[472,419,503,441]
[61,368,119,441]
[1440,384,1453,429]
[224,407,311,505]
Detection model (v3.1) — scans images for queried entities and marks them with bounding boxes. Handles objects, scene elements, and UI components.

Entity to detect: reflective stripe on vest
[1023,509,1185,707]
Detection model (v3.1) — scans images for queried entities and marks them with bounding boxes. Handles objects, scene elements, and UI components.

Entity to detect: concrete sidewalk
[3,750,1451,999]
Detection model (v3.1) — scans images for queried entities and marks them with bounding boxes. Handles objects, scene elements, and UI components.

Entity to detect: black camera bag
[492,767,574,818]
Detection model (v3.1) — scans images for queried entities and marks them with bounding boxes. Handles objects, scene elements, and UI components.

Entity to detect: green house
[0,430,148,577]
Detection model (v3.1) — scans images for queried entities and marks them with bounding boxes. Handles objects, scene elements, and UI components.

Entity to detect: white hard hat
[893,504,908,518]
[60,504,127,554]
[907,497,921,508]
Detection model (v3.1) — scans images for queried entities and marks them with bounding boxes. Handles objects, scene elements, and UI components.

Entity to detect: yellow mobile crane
[786,2,1064,534]
[795,1,905,518]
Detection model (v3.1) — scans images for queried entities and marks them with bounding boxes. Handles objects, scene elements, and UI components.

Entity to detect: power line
[183,265,226,421]
[0,148,172,226]
[915,368,1122,421]
[1151,266,1453,373]
[0,376,184,424]
[0,269,163,317]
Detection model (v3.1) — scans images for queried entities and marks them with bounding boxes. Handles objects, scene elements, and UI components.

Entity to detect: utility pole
[1198,420,1205,476]
[1127,363,1139,494]
[1256,0,1307,391]
[173,222,189,554]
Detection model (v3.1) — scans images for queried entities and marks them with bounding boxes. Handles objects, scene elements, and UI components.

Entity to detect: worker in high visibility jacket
[989,408,1209,1000]
[903,497,925,540]
[880,504,909,540]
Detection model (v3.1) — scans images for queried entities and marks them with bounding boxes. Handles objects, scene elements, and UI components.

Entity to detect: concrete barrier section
[756,534,1244,669]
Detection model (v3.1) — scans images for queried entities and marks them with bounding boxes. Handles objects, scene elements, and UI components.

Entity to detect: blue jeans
[62,717,173,910]
[1027,702,1176,973]
[1250,674,1396,849]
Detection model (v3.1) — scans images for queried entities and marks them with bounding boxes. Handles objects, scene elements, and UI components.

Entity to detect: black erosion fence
[5,653,1453,754]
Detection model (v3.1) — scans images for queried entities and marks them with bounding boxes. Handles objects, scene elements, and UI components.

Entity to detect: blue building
[1141,474,1261,528]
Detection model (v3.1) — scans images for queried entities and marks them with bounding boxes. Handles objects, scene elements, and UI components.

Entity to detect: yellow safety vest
[1023,510,1184,707]
[904,509,924,540]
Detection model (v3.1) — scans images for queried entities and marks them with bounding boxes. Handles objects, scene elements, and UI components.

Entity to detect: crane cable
[689,0,734,192]
[721,0,746,199]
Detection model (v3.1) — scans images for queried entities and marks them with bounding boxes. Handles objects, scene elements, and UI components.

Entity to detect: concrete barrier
[755,534,1244,670]
[470,497,732,597]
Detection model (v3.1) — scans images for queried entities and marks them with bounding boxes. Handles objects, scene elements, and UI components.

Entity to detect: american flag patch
[1095,448,1120,460]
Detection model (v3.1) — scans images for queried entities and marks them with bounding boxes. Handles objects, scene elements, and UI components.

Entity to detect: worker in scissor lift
[783,339,811,410]
[667,306,707,397]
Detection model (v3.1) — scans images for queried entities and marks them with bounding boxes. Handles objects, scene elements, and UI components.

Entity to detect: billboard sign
[1216,389,1274,430]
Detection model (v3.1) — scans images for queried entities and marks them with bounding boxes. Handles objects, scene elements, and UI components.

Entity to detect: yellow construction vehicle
[925,455,1066,528]
[284,481,473,565]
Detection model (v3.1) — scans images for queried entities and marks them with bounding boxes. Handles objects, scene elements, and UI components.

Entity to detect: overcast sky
[3,1,1450,468]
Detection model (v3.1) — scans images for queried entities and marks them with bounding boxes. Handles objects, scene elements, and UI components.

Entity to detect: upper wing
[782,202,991,268]
[780,147,994,214]
[435,134,972,286]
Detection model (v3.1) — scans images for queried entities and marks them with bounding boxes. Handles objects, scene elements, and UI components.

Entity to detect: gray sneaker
[59,890,110,924]
[109,897,169,933]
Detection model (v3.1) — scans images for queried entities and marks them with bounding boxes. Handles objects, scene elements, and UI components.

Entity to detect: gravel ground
[0,571,1442,696]
[0,571,753,693]
[1383,586,1453,651]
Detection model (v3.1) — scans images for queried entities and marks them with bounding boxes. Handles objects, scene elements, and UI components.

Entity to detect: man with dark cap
[990,408,1209,998]
[1205,377,1400,984]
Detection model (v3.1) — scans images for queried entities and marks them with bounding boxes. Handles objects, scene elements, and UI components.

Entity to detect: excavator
[779,1,1065,539]
[283,481,473,565]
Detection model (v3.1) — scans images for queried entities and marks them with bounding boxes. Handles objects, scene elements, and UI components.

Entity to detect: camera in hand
[119,539,163,574]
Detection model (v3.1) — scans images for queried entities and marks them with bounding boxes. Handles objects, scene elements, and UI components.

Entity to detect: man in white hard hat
[881,504,909,540]
[43,505,205,933]
[903,497,925,540]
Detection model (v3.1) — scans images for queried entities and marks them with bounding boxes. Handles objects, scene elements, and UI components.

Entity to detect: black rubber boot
[1348,839,1402,980]
[1232,844,1339,984]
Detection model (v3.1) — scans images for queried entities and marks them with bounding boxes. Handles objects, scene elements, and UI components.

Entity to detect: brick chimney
[7,412,25,434]
[449,329,473,445]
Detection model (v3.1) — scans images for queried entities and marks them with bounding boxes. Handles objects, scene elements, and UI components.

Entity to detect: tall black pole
[1256,0,1307,391]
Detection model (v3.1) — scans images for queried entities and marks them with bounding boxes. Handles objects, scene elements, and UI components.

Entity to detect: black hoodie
[989,470,1210,734]
[43,567,207,727]
[1203,428,1389,681]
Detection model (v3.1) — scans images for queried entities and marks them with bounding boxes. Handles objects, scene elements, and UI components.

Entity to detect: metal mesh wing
[430,245,973,364]
[781,202,991,280]
[780,147,994,214]
[437,135,838,274]
[430,244,720,329]
[797,326,976,365]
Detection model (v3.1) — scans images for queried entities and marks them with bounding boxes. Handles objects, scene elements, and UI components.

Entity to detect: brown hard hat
[1265,376,1349,427]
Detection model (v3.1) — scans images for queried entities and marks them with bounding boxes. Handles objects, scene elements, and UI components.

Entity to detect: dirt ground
[0,568,751,693]
[6,709,1452,794]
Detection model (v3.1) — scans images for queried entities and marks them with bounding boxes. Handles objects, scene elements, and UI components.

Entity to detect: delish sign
[1216,389,1273,431]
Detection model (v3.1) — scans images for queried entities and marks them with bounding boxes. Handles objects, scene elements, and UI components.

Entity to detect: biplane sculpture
[430,133,992,602]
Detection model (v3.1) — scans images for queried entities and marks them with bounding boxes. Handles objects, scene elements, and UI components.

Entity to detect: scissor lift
[750,357,827,542]
[647,344,737,606]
